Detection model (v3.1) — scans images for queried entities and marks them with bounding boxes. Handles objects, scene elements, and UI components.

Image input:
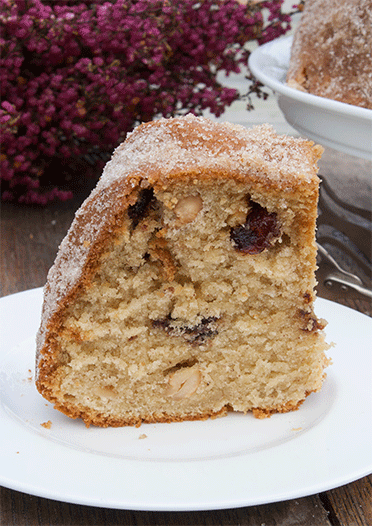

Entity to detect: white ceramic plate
[248,36,372,160]
[1,288,371,511]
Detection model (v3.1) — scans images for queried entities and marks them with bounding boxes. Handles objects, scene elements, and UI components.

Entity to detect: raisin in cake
[286,0,372,109]
[36,115,329,427]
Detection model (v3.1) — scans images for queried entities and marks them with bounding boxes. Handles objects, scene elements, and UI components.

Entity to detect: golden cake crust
[42,393,315,428]
[286,0,372,109]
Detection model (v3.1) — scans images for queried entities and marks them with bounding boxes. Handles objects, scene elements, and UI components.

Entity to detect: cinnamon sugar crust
[287,0,372,109]
[36,115,329,427]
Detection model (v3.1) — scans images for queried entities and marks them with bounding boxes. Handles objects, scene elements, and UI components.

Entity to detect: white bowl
[248,36,372,161]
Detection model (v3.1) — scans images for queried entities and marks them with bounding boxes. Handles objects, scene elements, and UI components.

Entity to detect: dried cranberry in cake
[152,316,218,344]
[298,309,326,332]
[128,187,156,230]
[183,317,218,344]
[230,200,281,254]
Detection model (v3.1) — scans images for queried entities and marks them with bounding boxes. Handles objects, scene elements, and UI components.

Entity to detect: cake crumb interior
[52,178,328,425]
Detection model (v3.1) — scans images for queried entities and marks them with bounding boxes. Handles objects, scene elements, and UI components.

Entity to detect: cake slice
[286,0,372,109]
[36,115,329,427]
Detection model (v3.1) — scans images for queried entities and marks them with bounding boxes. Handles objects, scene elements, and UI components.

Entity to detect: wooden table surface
[1,148,371,526]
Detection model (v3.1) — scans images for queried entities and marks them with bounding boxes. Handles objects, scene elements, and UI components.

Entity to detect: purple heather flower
[0,0,293,205]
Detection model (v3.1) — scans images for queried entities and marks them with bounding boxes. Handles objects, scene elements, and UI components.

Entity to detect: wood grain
[320,475,372,526]
[0,487,332,526]
[0,196,84,297]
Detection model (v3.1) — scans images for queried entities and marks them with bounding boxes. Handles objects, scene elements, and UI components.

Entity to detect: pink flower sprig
[1,0,293,205]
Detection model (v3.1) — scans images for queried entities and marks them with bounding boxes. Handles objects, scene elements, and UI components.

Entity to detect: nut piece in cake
[166,367,202,400]
[174,195,203,224]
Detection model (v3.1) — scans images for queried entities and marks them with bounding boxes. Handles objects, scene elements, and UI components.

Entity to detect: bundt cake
[36,115,329,427]
[286,0,372,109]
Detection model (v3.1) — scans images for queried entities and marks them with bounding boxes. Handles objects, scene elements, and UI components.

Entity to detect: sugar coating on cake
[286,0,372,109]
[36,115,329,427]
